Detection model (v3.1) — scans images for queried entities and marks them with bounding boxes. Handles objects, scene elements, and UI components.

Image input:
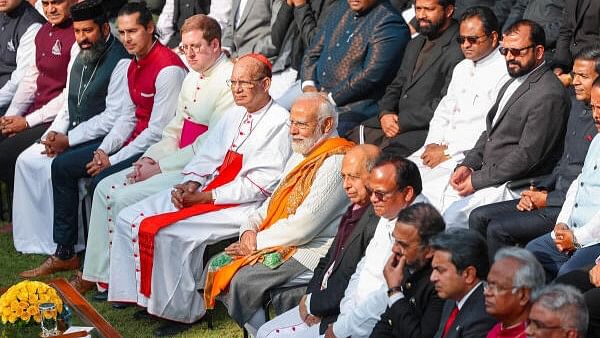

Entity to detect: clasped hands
[516,187,547,212]
[85,149,111,176]
[421,143,449,168]
[0,116,28,136]
[170,180,213,209]
[126,157,161,183]
[450,165,475,196]
[224,230,257,257]
[40,131,69,157]
[553,222,576,254]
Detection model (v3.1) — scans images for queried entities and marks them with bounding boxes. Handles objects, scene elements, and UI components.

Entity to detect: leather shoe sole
[19,255,80,278]
[93,291,108,301]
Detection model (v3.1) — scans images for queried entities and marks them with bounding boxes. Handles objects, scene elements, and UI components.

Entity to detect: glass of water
[39,302,59,337]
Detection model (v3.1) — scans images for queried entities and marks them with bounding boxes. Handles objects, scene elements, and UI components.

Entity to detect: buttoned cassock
[407,48,510,210]
[108,101,292,323]
[301,0,410,134]
[12,36,131,254]
[82,55,234,285]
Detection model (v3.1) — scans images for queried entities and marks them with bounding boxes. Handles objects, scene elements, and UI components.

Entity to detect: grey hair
[494,247,545,291]
[296,92,338,131]
[532,284,588,336]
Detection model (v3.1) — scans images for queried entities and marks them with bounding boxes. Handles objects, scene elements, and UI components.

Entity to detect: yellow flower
[2,307,10,317]
[27,305,38,316]
[26,282,37,294]
[14,307,23,317]
[28,293,38,303]
[2,315,7,324]
[43,309,56,320]
[19,313,31,322]
[8,313,17,324]
[16,292,28,302]
[18,301,28,310]
[39,294,50,303]
[10,300,19,311]
[33,314,42,323]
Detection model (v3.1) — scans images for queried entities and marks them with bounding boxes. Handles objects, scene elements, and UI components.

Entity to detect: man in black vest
[13,0,130,272]
[0,0,45,114]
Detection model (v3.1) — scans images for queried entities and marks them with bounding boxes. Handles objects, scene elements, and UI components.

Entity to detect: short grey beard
[292,126,325,155]
[79,37,107,64]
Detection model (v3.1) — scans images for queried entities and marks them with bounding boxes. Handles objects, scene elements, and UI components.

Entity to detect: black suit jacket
[461,64,570,190]
[370,262,445,338]
[306,205,379,334]
[553,0,600,71]
[367,21,463,157]
[433,284,497,338]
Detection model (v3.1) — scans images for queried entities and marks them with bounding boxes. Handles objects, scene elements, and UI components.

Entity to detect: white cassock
[408,48,510,216]
[12,55,129,254]
[108,101,292,323]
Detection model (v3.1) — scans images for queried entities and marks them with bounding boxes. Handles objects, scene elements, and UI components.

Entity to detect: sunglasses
[456,35,487,45]
[499,45,534,56]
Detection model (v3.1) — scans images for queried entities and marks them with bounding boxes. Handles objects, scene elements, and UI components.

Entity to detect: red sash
[138,150,242,297]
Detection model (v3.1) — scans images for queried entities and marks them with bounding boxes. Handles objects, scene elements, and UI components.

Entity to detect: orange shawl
[203,137,354,309]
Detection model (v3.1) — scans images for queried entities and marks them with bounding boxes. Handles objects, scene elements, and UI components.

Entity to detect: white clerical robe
[408,48,510,211]
[108,101,292,323]
[12,56,130,254]
[82,55,234,284]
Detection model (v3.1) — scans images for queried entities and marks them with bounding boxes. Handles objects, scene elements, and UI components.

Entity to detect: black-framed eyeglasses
[226,78,264,89]
[456,34,488,45]
[499,45,534,56]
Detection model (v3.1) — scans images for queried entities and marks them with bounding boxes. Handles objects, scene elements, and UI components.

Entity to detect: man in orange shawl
[205,93,354,335]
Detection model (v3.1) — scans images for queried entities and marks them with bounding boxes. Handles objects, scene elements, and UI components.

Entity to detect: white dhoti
[441,183,522,229]
[108,188,258,323]
[408,151,457,212]
[257,305,322,338]
[82,169,183,284]
[12,144,85,254]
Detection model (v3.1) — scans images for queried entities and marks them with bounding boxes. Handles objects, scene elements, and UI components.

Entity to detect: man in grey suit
[430,228,496,338]
[222,0,281,60]
[441,19,570,229]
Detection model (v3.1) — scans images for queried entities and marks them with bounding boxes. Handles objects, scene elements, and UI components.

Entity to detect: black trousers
[469,199,560,259]
[555,267,600,338]
[0,123,49,192]
[51,139,140,246]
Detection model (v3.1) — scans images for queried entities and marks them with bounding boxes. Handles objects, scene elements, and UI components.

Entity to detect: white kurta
[408,48,510,210]
[108,101,292,323]
[82,56,234,284]
[12,54,129,255]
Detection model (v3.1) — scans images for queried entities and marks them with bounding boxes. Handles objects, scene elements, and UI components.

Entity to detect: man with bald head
[206,93,354,336]
[257,144,380,337]
[106,53,293,333]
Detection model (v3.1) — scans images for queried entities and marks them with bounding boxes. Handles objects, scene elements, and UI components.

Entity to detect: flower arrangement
[0,281,63,326]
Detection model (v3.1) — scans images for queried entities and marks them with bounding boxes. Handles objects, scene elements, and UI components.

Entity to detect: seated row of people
[2,0,600,337]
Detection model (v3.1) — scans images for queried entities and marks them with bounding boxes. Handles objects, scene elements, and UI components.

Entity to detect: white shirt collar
[456,281,483,310]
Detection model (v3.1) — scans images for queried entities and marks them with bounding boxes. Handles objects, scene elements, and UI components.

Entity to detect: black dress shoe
[133,309,155,321]
[111,302,132,309]
[93,291,108,301]
[154,321,192,337]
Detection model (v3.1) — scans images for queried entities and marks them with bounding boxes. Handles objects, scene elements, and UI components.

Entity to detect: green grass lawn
[0,223,244,337]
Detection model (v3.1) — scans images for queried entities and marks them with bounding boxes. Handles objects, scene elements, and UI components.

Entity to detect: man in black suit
[355,0,463,157]
[553,0,600,86]
[255,144,381,337]
[430,228,495,338]
[370,203,446,338]
[441,19,570,229]
[469,46,600,259]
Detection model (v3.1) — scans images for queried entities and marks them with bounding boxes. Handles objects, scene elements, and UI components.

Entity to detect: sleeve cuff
[301,81,316,90]
[25,113,42,128]
[327,92,337,106]
[388,292,405,307]
[305,293,312,315]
